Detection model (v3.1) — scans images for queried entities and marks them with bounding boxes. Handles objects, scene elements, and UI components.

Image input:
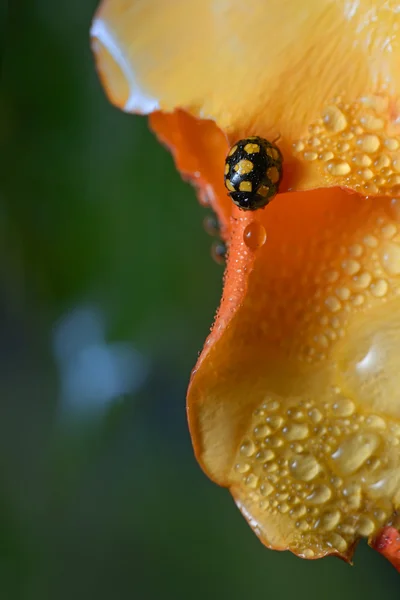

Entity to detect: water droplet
[256,449,275,462]
[365,415,387,429]
[363,234,378,248]
[283,423,309,441]
[325,296,342,312]
[384,138,399,151]
[322,105,348,133]
[306,485,332,504]
[351,293,365,306]
[357,134,380,153]
[304,151,318,161]
[245,473,259,488]
[370,279,388,297]
[289,454,321,481]
[360,115,384,131]
[331,398,355,417]
[303,549,315,558]
[320,151,334,161]
[349,244,363,257]
[336,287,351,300]
[381,223,397,239]
[294,141,305,152]
[254,424,272,438]
[240,440,256,457]
[375,154,391,169]
[260,482,274,496]
[330,432,380,475]
[290,505,307,518]
[203,214,219,237]
[343,483,362,510]
[269,437,284,448]
[326,532,347,553]
[243,221,267,250]
[357,516,376,536]
[380,241,400,276]
[278,502,290,514]
[263,399,280,412]
[211,241,226,265]
[326,161,351,176]
[318,509,341,531]
[235,462,250,474]
[309,408,323,423]
[353,153,372,167]
[352,272,372,290]
[342,259,360,275]
[267,415,284,430]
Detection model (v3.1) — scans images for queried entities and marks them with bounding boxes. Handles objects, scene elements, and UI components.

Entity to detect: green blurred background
[0,1,399,598]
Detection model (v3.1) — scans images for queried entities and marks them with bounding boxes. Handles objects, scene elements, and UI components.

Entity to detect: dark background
[0,1,398,598]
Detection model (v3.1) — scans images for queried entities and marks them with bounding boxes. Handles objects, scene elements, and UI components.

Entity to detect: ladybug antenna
[272,133,281,144]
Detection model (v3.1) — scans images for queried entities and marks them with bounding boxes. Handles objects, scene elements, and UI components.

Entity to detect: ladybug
[224,136,283,211]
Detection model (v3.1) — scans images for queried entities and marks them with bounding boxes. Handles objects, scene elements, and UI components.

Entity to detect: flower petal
[188,187,400,559]
[92,0,400,195]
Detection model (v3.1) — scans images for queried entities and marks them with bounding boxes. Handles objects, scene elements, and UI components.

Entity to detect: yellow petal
[92,0,400,195]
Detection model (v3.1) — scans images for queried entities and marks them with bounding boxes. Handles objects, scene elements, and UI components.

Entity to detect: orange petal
[370,526,400,572]
[91,0,400,196]
[188,187,400,559]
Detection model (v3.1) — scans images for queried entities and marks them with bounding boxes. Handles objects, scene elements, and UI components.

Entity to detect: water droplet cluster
[293,208,400,363]
[293,95,400,196]
[232,390,400,557]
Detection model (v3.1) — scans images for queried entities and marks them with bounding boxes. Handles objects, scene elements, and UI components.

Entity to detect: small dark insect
[224,136,283,211]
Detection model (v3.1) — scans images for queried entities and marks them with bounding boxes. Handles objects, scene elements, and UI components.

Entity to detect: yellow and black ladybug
[224,136,283,211]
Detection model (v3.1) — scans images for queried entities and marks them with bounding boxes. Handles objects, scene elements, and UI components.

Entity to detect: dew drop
[360,115,384,131]
[353,153,372,167]
[245,473,259,488]
[243,222,267,250]
[211,241,226,265]
[263,399,280,412]
[267,415,284,430]
[357,516,376,536]
[309,408,323,423]
[304,151,318,161]
[322,105,348,133]
[342,259,360,275]
[325,296,342,312]
[330,432,380,475]
[365,415,386,430]
[254,424,272,438]
[336,287,351,301]
[384,138,400,151]
[240,440,256,457]
[381,223,397,239]
[294,141,305,152]
[363,234,378,248]
[331,397,355,417]
[374,154,391,170]
[256,449,275,462]
[290,505,307,518]
[318,509,341,531]
[326,532,347,553]
[326,160,351,176]
[352,272,372,290]
[303,549,315,558]
[289,454,321,481]
[260,482,274,497]
[235,462,250,474]
[370,279,388,297]
[306,485,332,504]
[203,214,219,237]
[283,423,309,441]
[357,134,380,153]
